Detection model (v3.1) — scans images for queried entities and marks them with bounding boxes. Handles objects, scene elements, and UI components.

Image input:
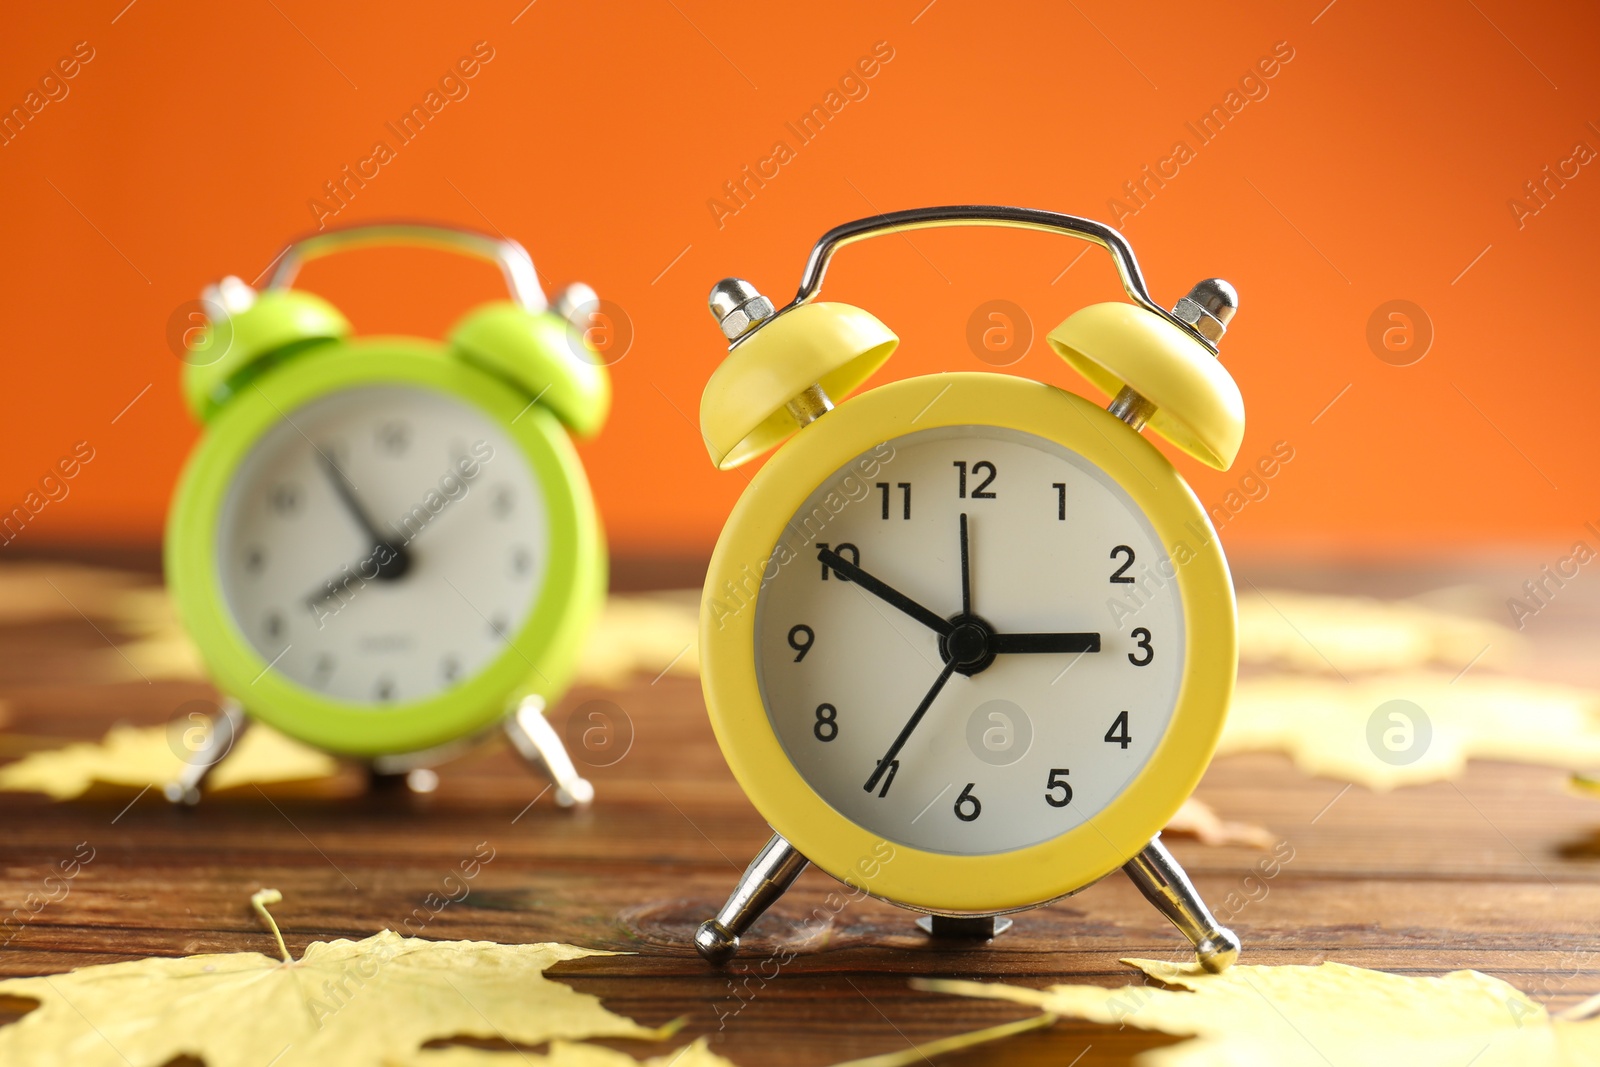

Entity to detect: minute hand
[990,632,1102,654]
[816,549,952,635]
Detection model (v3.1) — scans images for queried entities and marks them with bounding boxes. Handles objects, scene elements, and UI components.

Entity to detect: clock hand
[817,548,953,635]
[864,659,947,793]
[990,631,1102,654]
[304,559,376,609]
[315,450,409,580]
[959,512,971,616]
[955,512,1102,655]
[864,659,957,794]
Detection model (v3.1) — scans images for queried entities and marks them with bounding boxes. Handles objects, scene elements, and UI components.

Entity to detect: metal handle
[789,205,1187,335]
[266,222,547,311]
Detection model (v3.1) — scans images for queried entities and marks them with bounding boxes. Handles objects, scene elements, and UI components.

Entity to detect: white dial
[754,425,1184,856]
[216,385,547,706]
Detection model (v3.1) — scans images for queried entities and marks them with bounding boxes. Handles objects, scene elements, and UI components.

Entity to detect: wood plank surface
[2,553,1599,1065]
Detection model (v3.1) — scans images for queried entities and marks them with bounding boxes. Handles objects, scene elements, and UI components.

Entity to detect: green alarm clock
[164,224,608,805]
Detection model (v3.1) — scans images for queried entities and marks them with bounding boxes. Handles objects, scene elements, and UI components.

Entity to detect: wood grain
[2,556,1599,1065]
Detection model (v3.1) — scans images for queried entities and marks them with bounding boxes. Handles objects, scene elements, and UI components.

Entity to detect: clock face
[216,384,547,707]
[753,425,1185,856]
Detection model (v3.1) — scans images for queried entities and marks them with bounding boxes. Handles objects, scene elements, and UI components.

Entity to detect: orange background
[2,0,1596,563]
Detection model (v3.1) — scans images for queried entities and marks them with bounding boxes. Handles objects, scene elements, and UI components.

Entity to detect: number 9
[788,624,814,662]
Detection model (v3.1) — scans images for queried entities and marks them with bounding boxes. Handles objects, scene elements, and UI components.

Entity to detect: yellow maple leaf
[1163,797,1275,849]
[397,1037,735,1067]
[1237,587,1517,675]
[0,564,150,626]
[572,592,699,689]
[0,890,670,1067]
[0,722,338,799]
[396,1014,1056,1067]
[1222,671,1600,790]
[921,958,1600,1066]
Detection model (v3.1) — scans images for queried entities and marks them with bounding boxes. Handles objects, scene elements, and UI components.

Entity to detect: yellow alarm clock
[692,206,1246,971]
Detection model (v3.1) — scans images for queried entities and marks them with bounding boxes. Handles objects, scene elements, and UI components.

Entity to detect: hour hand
[316,450,409,580]
[990,632,1102,654]
[816,548,952,635]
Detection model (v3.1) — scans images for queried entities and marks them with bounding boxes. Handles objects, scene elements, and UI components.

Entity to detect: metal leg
[1122,833,1241,973]
[503,695,594,808]
[695,833,810,965]
[163,700,248,806]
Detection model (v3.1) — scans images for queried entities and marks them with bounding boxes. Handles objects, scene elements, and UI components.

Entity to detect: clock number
[374,675,396,701]
[1053,482,1066,521]
[491,485,514,519]
[876,482,911,519]
[787,624,815,662]
[871,758,899,797]
[953,461,997,499]
[813,703,838,742]
[1105,710,1132,749]
[376,420,410,456]
[953,782,982,822]
[1128,627,1153,666]
[1044,768,1073,807]
[270,483,301,516]
[441,655,460,683]
[1109,545,1136,583]
[817,542,858,580]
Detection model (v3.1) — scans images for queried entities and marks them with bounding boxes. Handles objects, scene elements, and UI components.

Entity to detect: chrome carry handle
[266,222,547,311]
[787,205,1207,349]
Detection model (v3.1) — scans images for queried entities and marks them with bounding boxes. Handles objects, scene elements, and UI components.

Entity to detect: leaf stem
[251,888,293,963]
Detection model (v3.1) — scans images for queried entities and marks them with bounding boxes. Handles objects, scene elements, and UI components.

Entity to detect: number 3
[1128,627,1153,666]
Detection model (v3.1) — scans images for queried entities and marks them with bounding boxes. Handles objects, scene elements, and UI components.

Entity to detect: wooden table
[3,554,1599,1065]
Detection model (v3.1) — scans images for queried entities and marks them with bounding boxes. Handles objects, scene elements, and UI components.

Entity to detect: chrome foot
[163,700,248,806]
[504,695,594,808]
[696,833,810,965]
[1123,833,1241,972]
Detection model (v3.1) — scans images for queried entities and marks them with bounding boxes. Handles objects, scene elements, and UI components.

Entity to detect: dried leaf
[0,564,151,625]
[1237,588,1516,675]
[398,1037,735,1067]
[1162,797,1275,849]
[0,722,337,799]
[574,592,698,688]
[1221,671,1600,789]
[397,1014,1057,1067]
[824,1013,1056,1066]
[1571,771,1600,799]
[921,958,1600,1066]
[0,928,668,1067]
